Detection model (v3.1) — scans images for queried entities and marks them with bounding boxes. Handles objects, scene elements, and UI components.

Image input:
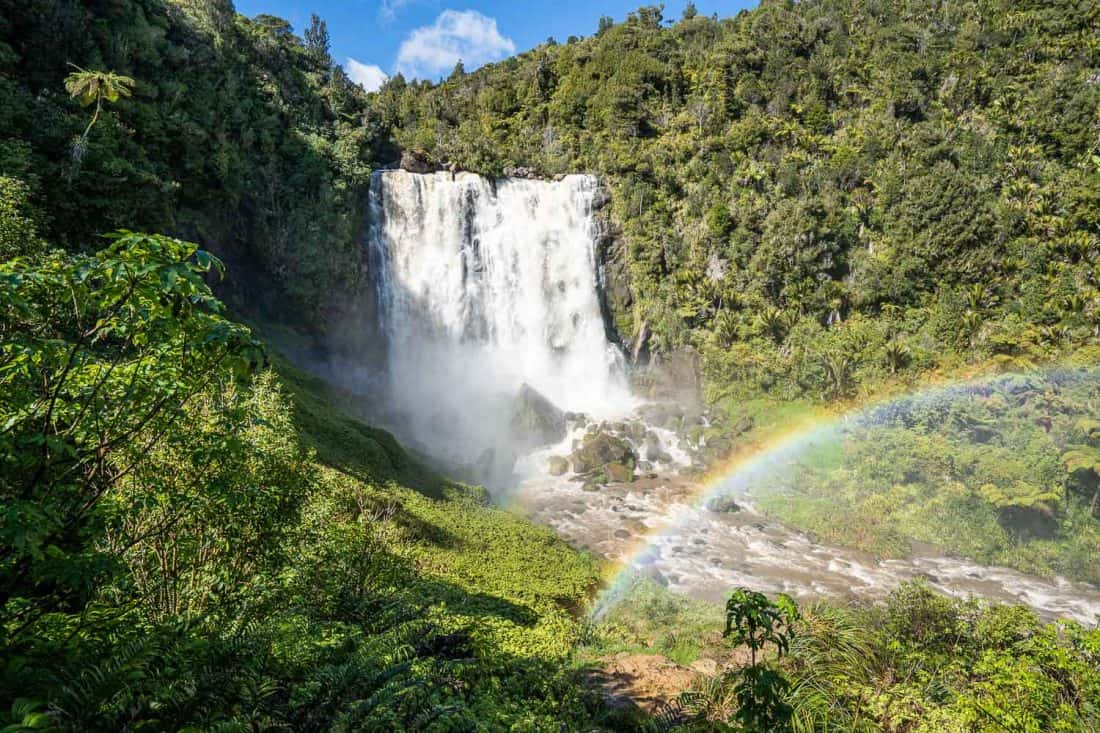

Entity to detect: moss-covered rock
[570,429,637,483]
[606,462,635,483]
[547,455,570,475]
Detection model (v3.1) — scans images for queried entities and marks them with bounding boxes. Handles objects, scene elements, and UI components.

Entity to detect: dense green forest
[1,0,1099,730]
[383,0,1100,399]
[0,0,389,329]
[375,0,1100,594]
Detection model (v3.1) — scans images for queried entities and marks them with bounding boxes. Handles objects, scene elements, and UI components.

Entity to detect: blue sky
[233,1,757,90]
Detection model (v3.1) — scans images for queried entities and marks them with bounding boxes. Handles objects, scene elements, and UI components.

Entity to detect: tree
[304,13,331,66]
[723,588,801,731]
[683,2,699,20]
[0,232,262,644]
[1063,419,1100,517]
[63,67,136,162]
[0,176,44,259]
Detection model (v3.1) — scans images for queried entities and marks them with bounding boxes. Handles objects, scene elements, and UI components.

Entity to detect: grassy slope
[278,358,600,650]
[270,357,610,725]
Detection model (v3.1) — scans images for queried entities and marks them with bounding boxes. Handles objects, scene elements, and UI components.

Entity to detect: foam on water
[367,170,1100,626]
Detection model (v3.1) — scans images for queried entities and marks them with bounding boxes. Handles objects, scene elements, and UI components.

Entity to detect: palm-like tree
[64,65,136,160]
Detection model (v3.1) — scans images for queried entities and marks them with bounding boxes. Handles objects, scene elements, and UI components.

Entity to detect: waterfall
[367,170,632,472]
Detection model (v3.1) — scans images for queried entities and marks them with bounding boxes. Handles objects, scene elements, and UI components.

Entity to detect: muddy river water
[515,450,1100,625]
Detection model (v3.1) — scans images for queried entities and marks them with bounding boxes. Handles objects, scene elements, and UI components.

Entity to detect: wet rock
[504,165,534,178]
[641,431,674,464]
[606,462,634,483]
[633,347,702,403]
[570,429,637,481]
[696,436,732,467]
[547,455,570,476]
[510,382,566,449]
[637,403,675,429]
[614,529,632,539]
[705,496,742,514]
[564,411,590,426]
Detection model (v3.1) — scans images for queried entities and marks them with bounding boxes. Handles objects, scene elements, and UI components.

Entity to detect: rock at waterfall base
[570,429,637,484]
[547,455,570,476]
[510,383,566,449]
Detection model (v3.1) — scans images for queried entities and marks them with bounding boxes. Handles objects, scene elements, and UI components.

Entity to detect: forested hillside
[0,0,391,328]
[2,0,1100,730]
[5,1,1098,391]
[383,0,1100,400]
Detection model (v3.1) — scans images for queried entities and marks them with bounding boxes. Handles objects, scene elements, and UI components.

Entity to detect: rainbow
[587,365,1096,618]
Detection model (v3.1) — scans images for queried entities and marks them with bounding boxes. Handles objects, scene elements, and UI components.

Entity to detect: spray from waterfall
[368,170,634,479]
[587,367,1100,623]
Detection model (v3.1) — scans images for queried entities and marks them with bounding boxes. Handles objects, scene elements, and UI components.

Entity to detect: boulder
[564,411,590,426]
[705,495,742,514]
[643,431,673,464]
[570,431,636,474]
[606,462,634,483]
[510,383,566,449]
[547,455,570,476]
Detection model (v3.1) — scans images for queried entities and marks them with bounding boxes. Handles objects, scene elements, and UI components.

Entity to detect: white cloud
[345,58,389,92]
[395,10,515,79]
[379,0,410,21]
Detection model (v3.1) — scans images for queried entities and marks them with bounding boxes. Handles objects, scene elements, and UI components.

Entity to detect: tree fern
[63,66,135,164]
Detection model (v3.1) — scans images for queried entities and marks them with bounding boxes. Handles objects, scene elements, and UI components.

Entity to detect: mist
[365,170,634,482]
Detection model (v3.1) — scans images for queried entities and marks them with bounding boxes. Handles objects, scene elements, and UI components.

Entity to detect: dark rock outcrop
[510,383,566,449]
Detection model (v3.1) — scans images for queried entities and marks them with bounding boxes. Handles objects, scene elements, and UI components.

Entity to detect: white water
[368,170,633,469]
[367,169,1100,625]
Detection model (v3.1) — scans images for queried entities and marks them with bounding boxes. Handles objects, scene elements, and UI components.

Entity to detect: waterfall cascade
[363,170,1100,624]
[367,170,633,472]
